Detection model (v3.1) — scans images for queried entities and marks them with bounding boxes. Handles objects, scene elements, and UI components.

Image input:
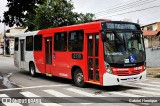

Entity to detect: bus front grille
[114,70,141,76]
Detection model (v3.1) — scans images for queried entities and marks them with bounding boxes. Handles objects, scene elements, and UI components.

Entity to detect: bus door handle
[52,53,56,59]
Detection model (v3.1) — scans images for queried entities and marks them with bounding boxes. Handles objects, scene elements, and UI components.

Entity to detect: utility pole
[137,19,139,24]
[3,23,6,56]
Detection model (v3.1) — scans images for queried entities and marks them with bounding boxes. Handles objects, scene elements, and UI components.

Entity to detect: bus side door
[45,37,52,74]
[14,37,19,68]
[87,34,100,83]
[19,39,25,69]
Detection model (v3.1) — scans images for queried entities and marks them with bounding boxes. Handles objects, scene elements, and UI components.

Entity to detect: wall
[0,27,27,55]
[142,22,160,31]
[0,35,3,54]
[146,48,160,68]
[157,22,160,31]
[144,38,148,48]
[143,24,157,31]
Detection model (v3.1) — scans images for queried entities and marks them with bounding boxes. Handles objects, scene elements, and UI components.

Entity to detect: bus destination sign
[103,23,138,30]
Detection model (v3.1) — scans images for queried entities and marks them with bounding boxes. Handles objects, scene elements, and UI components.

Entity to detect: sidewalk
[147,68,160,78]
[0,54,14,58]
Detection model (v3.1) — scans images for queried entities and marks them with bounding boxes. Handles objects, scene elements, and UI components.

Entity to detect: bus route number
[72,54,83,60]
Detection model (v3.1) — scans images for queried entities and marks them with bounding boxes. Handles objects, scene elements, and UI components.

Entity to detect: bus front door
[87,34,100,83]
[45,37,52,74]
[20,39,25,69]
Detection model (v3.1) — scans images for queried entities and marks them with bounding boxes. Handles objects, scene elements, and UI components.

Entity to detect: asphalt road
[0,56,160,106]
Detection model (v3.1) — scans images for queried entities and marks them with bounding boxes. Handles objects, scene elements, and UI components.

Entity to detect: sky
[1,0,160,33]
[0,0,8,33]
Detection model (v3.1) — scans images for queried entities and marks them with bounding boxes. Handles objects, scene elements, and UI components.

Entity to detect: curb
[0,55,14,58]
[147,68,160,70]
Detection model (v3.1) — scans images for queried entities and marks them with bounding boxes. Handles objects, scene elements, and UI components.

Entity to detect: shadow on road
[18,71,74,85]
[19,71,141,93]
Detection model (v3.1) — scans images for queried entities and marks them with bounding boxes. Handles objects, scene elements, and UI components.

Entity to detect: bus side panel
[34,51,45,74]
[52,52,72,79]
[99,33,106,86]
[24,51,34,71]
[71,57,86,79]
[23,37,34,71]
[33,37,45,74]
[83,31,88,83]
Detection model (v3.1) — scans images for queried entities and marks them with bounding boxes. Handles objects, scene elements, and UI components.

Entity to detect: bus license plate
[127,77,135,81]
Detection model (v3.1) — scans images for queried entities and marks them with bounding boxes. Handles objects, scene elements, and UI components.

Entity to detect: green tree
[76,13,95,24]
[3,0,44,27]
[2,0,95,31]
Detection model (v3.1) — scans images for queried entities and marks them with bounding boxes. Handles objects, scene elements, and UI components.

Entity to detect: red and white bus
[14,21,146,87]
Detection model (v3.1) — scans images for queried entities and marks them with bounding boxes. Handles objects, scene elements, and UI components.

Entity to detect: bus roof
[38,21,102,34]
[14,20,140,37]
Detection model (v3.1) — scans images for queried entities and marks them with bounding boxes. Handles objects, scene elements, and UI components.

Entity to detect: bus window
[34,35,42,51]
[54,32,67,51]
[14,37,19,51]
[88,35,93,56]
[68,30,84,52]
[95,35,99,56]
[26,36,33,51]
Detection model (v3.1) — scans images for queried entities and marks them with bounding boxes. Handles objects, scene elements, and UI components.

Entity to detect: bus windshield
[104,32,145,64]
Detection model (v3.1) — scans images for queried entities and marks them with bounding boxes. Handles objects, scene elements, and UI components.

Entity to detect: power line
[93,0,141,14]
[105,5,160,18]
[94,0,157,14]
[95,0,157,16]
[95,0,145,14]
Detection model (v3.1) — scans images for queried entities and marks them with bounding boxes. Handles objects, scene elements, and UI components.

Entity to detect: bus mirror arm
[101,30,107,42]
[102,34,106,42]
[52,53,56,59]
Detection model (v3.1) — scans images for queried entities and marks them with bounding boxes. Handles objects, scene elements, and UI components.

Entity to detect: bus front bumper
[103,70,146,86]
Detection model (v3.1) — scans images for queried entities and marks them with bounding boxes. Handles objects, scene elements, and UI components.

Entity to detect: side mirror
[101,30,106,42]
[102,33,106,42]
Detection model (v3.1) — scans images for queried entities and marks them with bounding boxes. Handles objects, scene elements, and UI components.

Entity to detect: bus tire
[74,69,86,87]
[29,63,36,77]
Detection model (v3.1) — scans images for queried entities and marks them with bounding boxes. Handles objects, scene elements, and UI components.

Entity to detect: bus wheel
[29,63,36,77]
[74,69,86,87]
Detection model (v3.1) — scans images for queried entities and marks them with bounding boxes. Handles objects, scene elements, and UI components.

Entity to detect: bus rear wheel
[29,63,36,77]
[74,69,86,87]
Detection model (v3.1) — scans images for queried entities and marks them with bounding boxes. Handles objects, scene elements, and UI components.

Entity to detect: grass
[147,68,160,78]
[154,74,160,78]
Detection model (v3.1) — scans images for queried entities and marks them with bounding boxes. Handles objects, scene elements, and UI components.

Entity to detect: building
[141,22,160,48]
[0,27,27,55]
[141,22,160,31]
[0,34,4,54]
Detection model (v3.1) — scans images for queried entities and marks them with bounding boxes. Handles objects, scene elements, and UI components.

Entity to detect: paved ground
[0,56,160,106]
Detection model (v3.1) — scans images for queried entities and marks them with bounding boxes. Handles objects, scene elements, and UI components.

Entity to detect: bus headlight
[104,61,113,74]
